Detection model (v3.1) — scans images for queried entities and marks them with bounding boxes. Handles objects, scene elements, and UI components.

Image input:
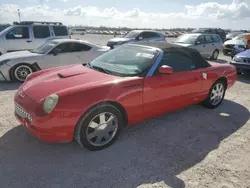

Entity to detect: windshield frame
[88,44,159,77]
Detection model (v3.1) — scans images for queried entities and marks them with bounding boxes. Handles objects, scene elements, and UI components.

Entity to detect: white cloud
[0,0,250,29]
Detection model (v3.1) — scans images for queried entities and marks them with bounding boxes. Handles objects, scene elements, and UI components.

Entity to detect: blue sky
[0,0,250,29]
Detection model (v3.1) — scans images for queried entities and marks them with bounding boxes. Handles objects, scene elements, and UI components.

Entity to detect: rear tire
[210,50,219,60]
[202,80,226,109]
[74,103,124,151]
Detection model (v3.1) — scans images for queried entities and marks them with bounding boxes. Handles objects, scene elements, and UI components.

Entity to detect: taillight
[69,35,72,39]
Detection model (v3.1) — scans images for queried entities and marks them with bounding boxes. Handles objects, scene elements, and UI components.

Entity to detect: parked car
[230,49,250,74]
[106,30,166,48]
[0,39,110,82]
[0,21,70,55]
[70,28,86,35]
[14,41,237,150]
[223,33,250,55]
[224,31,244,42]
[191,28,226,41]
[230,45,247,59]
[174,33,223,60]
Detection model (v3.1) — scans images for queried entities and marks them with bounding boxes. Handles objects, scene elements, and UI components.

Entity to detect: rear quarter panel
[205,62,237,90]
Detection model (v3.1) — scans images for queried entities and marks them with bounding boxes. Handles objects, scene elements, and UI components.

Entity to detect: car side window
[212,35,220,42]
[140,32,160,39]
[33,26,50,38]
[53,43,70,53]
[6,27,29,39]
[205,35,213,43]
[196,36,205,45]
[53,26,68,36]
[68,43,92,52]
[157,52,196,73]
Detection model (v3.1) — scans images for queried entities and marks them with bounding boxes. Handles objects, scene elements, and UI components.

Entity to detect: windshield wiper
[92,65,112,75]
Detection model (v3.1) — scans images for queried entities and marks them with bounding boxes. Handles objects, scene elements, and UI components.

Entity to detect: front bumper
[230,61,250,72]
[0,64,12,81]
[14,91,74,143]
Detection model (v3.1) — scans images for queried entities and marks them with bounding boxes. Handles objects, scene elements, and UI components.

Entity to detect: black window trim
[33,25,51,39]
[5,26,30,40]
[153,51,198,75]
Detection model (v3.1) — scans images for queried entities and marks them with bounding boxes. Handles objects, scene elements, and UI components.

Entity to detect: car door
[193,35,207,56]
[4,26,33,52]
[68,42,93,64]
[211,35,223,52]
[41,42,78,69]
[31,25,52,49]
[204,35,215,57]
[143,51,204,118]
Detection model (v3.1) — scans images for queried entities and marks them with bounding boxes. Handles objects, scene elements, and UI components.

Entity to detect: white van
[70,28,87,35]
[0,21,70,55]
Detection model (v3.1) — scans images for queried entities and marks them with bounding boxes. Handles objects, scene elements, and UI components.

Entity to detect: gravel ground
[0,35,250,188]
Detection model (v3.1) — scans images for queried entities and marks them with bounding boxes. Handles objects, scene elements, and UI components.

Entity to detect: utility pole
[17,9,21,22]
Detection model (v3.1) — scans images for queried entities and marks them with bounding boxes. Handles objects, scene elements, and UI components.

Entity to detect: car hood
[224,39,245,45]
[0,50,41,62]
[235,50,250,58]
[108,38,133,43]
[21,64,119,103]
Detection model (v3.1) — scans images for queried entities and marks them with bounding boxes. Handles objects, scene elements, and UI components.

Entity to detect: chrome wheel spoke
[89,121,99,128]
[99,114,106,124]
[87,130,98,140]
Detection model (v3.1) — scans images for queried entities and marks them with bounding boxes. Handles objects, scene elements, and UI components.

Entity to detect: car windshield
[30,41,59,54]
[88,45,157,77]
[175,34,197,44]
[123,31,140,38]
[227,32,242,38]
[233,34,245,40]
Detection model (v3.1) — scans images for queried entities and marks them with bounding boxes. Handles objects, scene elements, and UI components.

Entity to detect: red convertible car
[14,42,237,150]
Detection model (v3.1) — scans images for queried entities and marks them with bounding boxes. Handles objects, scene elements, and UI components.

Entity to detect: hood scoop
[57,68,87,78]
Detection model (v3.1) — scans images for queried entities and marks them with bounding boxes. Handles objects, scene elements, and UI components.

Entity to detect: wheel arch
[76,101,128,127]
[9,62,41,80]
[214,76,228,89]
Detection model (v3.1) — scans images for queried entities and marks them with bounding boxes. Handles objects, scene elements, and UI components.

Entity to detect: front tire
[11,64,33,82]
[202,80,226,109]
[74,103,124,151]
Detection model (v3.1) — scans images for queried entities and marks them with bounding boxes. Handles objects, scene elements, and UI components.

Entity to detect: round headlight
[43,94,59,114]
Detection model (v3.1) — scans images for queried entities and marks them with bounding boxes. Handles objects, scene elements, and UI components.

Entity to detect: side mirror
[53,48,61,56]
[158,65,173,74]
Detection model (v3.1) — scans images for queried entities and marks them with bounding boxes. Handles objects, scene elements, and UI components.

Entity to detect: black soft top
[129,41,211,68]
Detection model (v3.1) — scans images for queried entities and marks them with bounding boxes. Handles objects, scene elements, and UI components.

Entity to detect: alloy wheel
[86,112,118,147]
[14,65,32,82]
[210,83,224,105]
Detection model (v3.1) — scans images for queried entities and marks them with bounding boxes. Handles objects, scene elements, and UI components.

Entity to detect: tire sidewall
[11,63,33,82]
[75,104,124,151]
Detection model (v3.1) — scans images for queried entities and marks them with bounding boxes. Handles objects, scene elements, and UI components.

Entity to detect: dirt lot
[0,36,250,188]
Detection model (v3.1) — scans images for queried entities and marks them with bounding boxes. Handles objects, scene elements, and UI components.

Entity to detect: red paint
[14,62,237,143]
